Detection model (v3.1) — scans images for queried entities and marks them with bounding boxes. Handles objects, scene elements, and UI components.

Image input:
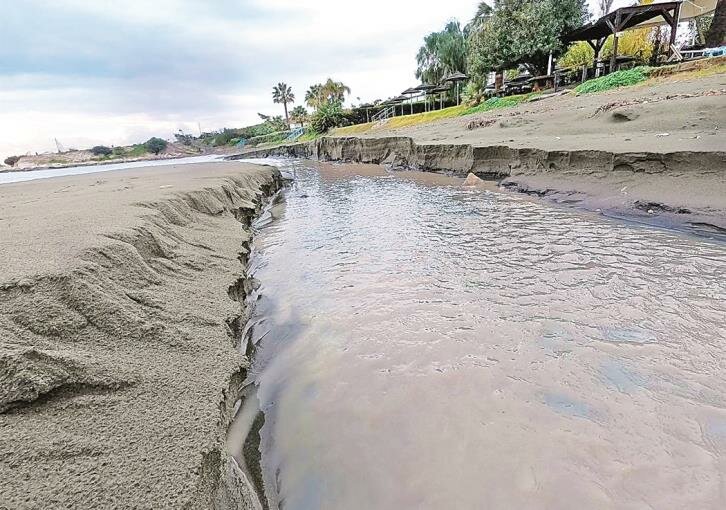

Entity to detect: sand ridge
[0,162,280,509]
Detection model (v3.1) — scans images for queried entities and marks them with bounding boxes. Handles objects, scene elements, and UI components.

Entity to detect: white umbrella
[634,0,718,28]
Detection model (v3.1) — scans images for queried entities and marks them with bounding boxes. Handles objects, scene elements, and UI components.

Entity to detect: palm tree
[465,2,493,36]
[305,84,324,109]
[272,82,295,127]
[320,78,351,104]
[290,105,308,128]
[305,79,351,109]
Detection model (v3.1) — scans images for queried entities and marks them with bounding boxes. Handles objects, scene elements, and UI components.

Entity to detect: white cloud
[1,0,627,159]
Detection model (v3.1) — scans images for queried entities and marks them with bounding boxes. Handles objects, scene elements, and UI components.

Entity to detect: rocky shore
[0,162,281,508]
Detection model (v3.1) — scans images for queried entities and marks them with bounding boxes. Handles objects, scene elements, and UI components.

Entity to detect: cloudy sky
[2,0,625,158]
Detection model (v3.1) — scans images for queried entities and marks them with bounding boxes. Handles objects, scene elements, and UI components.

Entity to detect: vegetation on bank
[574,67,651,94]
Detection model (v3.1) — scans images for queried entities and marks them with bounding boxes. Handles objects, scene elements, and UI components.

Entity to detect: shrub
[144,137,168,155]
[3,155,20,167]
[174,132,195,146]
[575,67,651,94]
[112,146,126,155]
[310,101,346,134]
[91,145,112,156]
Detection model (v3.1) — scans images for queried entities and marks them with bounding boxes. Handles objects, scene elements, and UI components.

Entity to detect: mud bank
[233,136,726,235]
[0,162,281,509]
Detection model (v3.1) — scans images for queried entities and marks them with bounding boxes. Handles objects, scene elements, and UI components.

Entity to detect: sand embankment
[0,162,281,508]
[235,72,726,235]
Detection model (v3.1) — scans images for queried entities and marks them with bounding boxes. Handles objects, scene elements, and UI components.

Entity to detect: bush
[112,146,126,156]
[144,137,168,155]
[3,155,20,167]
[310,101,347,134]
[575,67,651,94]
[90,145,112,156]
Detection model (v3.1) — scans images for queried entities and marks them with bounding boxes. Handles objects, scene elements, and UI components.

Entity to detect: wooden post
[609,11,621,73]
[668,4,681,59]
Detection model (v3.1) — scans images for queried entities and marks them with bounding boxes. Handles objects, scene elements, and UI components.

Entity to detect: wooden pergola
[564,1,683,72]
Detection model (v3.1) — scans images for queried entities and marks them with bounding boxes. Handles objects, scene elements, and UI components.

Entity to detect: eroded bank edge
[230,137,726,238]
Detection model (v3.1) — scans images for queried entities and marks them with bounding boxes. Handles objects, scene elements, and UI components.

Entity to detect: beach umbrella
[402,87,420,114]
[431,85,452,109]
[634,0,718,29]
[443,72,469,105]
[414,84,438,112]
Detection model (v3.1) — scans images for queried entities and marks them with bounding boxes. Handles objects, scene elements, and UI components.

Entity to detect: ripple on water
[239,159,726,510]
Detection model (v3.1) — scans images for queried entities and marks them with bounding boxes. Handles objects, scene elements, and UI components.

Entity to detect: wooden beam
[620,12,636,29]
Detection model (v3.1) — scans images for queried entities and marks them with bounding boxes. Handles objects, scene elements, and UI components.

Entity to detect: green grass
[332,122,375,135]
[126,144,149,157]
[297,130,320,143]
[385,105,469,129]
[463,93,539,115]
[575,66,651,94]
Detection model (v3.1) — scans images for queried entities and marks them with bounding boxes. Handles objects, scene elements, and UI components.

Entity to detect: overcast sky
[1,0,628,158]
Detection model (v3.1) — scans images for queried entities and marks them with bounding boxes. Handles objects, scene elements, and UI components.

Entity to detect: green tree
[144,137,167,155]
[90,145,112,156]
[305,79,350,110]
[3,155,20,167]
[272,82,295,127]
[467,0,588,78]
[309,100,346,134]
[465,2,494,36]
[305,84,324,109]
[290,105,308,127]
[416,21,468,84]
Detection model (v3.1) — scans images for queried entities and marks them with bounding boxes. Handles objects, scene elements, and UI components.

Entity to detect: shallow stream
[240,159,726,510]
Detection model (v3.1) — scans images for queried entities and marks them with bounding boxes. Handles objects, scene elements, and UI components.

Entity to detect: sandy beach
[0,162,280,508]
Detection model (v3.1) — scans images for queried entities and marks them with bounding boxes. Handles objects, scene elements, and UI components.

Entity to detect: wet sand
[0,162,280,508]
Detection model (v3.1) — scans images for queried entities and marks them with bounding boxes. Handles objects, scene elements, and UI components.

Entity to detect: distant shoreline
[0,147,238,173]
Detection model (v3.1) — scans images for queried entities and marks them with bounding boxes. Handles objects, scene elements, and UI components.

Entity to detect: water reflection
[244,160,726,510]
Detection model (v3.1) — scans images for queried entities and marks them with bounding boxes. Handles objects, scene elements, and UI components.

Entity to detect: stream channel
[231,159,726,510]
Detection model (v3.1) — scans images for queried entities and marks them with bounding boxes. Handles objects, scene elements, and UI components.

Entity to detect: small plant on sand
[3,155,20,167]
[144,137,168,155]
[575,67,651,94]
[91,145,112,156]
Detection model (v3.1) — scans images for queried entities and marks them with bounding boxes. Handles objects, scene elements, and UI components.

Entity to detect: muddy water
[242,160,726,510]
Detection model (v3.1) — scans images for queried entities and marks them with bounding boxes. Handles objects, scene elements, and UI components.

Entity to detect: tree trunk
[283,102,289,128]
[706,0,726,47]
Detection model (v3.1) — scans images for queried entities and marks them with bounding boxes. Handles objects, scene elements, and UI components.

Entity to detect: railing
[286,126,304,141]
[371,105,395,124]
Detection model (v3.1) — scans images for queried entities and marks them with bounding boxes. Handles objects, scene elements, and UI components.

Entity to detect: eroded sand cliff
[0,162,280,508]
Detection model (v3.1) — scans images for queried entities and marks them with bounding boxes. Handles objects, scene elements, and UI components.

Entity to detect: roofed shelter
[565,1,685,72]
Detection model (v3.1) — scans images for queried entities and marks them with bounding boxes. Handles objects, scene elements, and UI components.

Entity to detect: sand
[0,162,280,509]
[353,72,726,155]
